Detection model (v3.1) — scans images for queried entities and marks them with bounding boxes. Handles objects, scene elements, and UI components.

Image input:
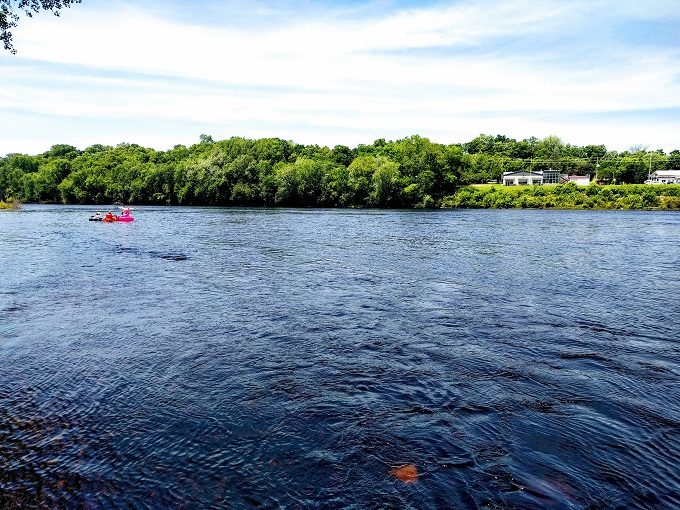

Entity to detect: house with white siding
[645,170,680,184]
[502,170,544,186]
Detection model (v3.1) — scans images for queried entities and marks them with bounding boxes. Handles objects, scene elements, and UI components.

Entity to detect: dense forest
[1,134,679,208]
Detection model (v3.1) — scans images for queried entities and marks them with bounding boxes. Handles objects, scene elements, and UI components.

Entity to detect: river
[1,205,678,508]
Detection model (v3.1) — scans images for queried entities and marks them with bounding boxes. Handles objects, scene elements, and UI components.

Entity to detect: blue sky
[1,0,679,155]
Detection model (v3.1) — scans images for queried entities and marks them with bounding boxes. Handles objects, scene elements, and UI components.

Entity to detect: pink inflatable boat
[102,208,134,222]
[117,208,134,222]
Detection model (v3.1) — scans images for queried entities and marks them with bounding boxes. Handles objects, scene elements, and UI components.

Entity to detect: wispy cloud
[1,0,679,154]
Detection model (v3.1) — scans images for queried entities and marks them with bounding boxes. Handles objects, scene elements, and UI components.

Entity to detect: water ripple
[0,206,678,508]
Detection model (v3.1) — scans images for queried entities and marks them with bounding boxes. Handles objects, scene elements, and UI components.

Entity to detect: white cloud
[1,0,679,154]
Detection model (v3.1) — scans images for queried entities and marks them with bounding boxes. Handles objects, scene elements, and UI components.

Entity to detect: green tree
[464,134,495,154]
[330,145,354,167]
[2,133,679,208]
[534,135,565,168]
[347,155,377,206]
[273,158,331,206]
[32,158,71,201]
[324,165,350,206]
[1,0,82,53]
[370,157,403,207]
[668,150,680,169]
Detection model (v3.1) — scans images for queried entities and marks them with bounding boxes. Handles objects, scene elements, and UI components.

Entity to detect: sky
[1,0,679,155]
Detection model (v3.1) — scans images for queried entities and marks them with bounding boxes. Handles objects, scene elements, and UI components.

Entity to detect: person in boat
[95,212,102,219]
[105,211,115,221]
[121,207,130,217]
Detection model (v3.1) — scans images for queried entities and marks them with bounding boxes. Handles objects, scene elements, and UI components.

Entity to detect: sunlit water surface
[1,205,679,509]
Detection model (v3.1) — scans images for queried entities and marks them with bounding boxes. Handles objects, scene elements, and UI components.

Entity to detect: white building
[501,169,584,186]
[645,170,680,184]
[564,175,591,186]
[502,170,544,186]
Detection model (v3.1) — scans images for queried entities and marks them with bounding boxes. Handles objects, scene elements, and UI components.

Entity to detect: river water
[1,205,679,509]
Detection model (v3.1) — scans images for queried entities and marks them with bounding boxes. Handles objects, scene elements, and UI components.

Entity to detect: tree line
[1,134,679,207]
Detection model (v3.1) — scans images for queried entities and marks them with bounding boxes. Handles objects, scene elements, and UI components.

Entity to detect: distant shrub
[585,184,600,196]
[420,194,437,208]
[661,186,680,197]
[0,198,21,210]
[659,195,680,210]
[617,194,643,210]
[553,182,578,195]
[493,192,515,208]
[641,191,659,208]
[515,194,543,208]
[443,184,680,210]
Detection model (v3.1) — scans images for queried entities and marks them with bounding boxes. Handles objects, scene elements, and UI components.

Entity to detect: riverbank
[6,184,680,211]
[0,199,21,210]
[442,183,680,210]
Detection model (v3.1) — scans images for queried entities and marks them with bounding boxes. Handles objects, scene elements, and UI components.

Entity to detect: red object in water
[390,464,419,483]
[102,209,135,222]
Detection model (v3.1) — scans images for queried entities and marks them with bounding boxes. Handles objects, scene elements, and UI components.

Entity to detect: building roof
[502,171,543,177]
[650,170,680,177]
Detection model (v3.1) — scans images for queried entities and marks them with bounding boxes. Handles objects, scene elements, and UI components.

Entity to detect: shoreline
[9,183,680,212]
[441,183,680,211]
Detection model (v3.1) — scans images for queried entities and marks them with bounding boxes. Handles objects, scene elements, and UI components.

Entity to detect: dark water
[1,205,679,509]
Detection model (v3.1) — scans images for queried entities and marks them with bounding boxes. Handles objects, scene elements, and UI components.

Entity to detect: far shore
[7,183,680,212]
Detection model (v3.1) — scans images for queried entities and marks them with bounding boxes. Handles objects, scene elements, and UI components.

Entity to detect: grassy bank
[442,183,680,210]
[0,199,21,210]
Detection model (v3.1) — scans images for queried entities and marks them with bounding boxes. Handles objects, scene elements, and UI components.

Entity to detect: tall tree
[1,0,81,53]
